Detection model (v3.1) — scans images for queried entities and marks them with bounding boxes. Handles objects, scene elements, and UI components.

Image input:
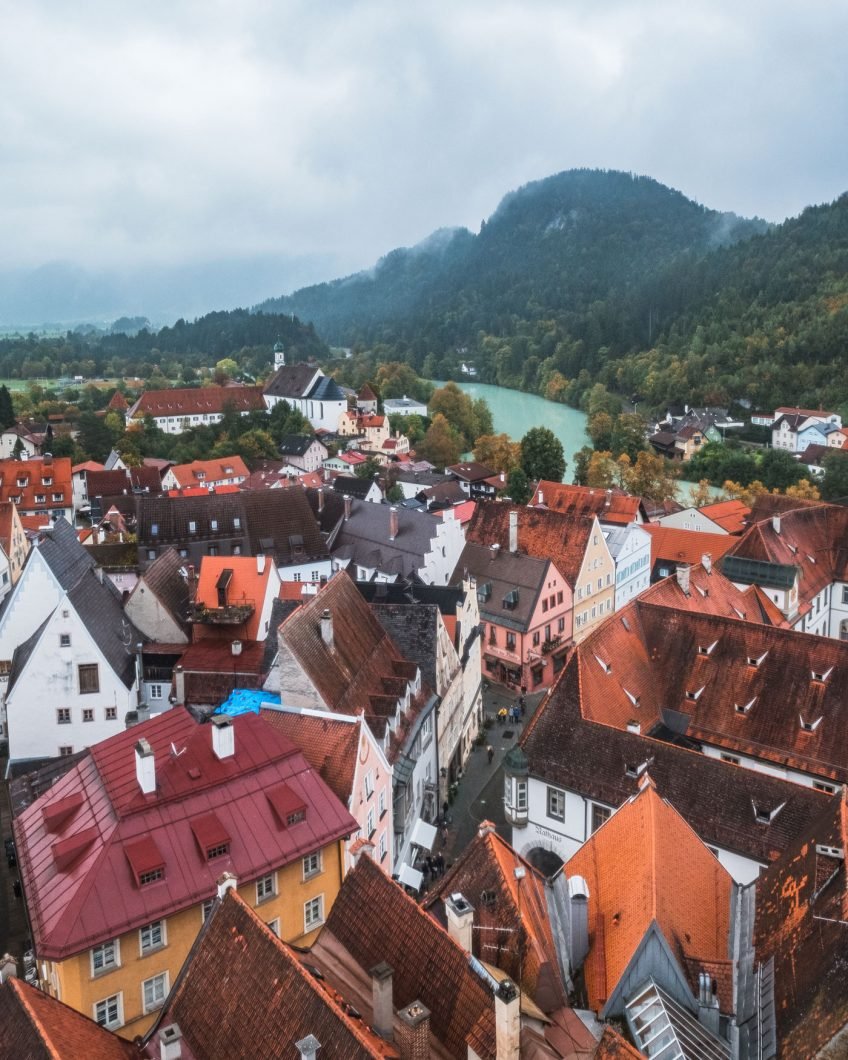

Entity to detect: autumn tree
[473,433,521,474]
[419,413,462,468]
[428,382,492,451]
[722,479,771,506]
[584,451,618,489]
[784,478,821,500]
[622,450,678,501]
[687,479,715,508]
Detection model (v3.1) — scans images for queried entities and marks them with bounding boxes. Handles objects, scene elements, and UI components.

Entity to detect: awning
[398,863,423,890]
[409,818,437,852]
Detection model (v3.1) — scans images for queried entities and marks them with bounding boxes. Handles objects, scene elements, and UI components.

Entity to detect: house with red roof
[12,708,357,1039]
[0,499,28,588]
[642,524,736,582]
[190,554,282,643]
[161,456,248,491]
[531,481,647,527]
[127,385,265,434]
[0,454,73,522]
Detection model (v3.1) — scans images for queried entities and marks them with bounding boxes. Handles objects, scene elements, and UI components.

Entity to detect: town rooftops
[128,384,264,419]
[193,554,277,641]
[12,708,357,960]
[566,777,733,1016]
[166,456,249,488]
[259,708,361,806]
[640,562,787,625]
[643,525,737,570]
[146,889,391,1059]
[446,460,497,483]
[0,454,72,511]
[532,481,647,526]
[455,541,551,633]
[697,499,751,534]
[278,433,321,457]
[330,498,451,580]
[130,547,191,634]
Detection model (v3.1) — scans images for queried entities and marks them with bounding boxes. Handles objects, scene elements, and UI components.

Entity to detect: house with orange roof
[697,498,750,534]
[0,454,73,522]
[642,524,736,582]
[0,498,28,586]
[261,705,395,875]
[532,481,647,527]
[190,554,282,644]
[563,776,734,1056]
[161,456,249,491]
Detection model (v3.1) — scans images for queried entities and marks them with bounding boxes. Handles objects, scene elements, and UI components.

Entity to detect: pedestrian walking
[519,694,526,718]
[435,852,445,876]
[441,824,448,848]
[487,743,495,764]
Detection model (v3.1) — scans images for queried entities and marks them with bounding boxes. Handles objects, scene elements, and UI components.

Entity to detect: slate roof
[312,854,497,1059]
[520,658,832,867]
[753,787,848,1058]
[356,579,466,617]
[465,503,597,585]
[147,888,388,1059]
[0,976,140,1059]
[12,709,357,960]
[565,778,733,1015]
[263,363,321,400]
[309,374,346,402]
[371,602,441,693]
[455,542,549,633]
[332,474,378,500]
[278,433,322,457]
[135,547,191,633]
[532,481,646,526]
[446,461,497,483]
[69,568,144,687]
[259,708,360,805]
[425,825,567,1014]
[330,498,445,579]
[128,385,264,419]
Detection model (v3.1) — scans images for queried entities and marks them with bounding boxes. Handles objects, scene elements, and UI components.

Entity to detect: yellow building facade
[571,517,617,642]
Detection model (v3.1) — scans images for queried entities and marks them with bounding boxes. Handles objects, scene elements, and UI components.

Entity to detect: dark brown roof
[86,466,162,498]
[135,547,191,630]
[520,658,832,866]
[446,461,497,483]
[454,541,550,633]
[263,363,320,400]
[315,855,496,1059]
[0,975,140,1059]
[754,787,848,1057]
[151,888,387,1059]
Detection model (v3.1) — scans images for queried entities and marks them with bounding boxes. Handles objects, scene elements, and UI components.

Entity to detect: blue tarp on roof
[215,688,281,717]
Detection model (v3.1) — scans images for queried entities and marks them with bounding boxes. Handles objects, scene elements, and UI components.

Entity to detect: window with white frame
[139,920,165,955]
[201,898,215,923]
[142,972,168,1013]
[367,809,376,838]
[57,708,71,725]
[364,770,374,797]
[58,745,74,756]
[256,873,276,903]
[303,852,322,879]
[378,789,386,818]
[149,684,163,700]
[267,918,280,937]
[547,787,566,821]
[94,993,122,1029]
[91,940,119,976]
[60,633,71,647]
[304,895,324,931]
[379,831,388,861]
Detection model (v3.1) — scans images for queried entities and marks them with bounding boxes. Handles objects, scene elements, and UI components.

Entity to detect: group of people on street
[422,852,447,883]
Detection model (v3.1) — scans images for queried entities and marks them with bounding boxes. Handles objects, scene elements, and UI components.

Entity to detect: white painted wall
[657,509,727,534]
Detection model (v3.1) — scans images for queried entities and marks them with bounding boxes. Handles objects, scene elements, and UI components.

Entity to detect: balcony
[541,635,563,655]
[190,601,254,626]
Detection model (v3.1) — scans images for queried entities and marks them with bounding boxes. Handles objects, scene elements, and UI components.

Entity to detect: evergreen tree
[520,427,566,483]
[0,385,15,429]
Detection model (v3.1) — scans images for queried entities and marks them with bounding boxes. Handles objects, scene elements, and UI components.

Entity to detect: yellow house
[13,708,357,1039]
[569,515,617,641]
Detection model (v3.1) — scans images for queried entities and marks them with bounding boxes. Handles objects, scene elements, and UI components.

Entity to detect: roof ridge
[8,977,59,1056]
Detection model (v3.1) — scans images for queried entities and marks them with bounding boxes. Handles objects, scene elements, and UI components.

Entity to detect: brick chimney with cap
[158,1024,183,1060]
[395,1001,430,1060]
[676,563,691,596]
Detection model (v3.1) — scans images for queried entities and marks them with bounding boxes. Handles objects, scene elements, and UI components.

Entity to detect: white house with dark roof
[277,434,328,474]
[262,349,347,433]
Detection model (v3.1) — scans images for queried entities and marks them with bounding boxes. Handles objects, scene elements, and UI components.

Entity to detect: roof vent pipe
[295,1036,321,1060]
[320,609,334,649]
[508,510,518,554]
[159,1024,183,1060]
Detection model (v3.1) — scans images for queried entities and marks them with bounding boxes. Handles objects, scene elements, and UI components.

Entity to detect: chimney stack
[370,962,394,1040]
[508,510,518,554]
[344,495,352,521]
[489,543,500,562]
[445,893,474,952]
[317,487,324,513]
[295,1036,321,1060]
[217,871,237,899]
[159,1024,183,1060]
[701,552,712,575]
[174,665,185,705]
[135,738,156,795]
[567,875,590,971]
[0,954,17,983]
[494,980,520,1060]
[395,1001,431,1060]
[537,490,544,506]
[320,609,334,648]
[675,563,691,596]
[389,506,399,541]
[256,554,266,575]
[210,715,235,760]
[772,514,781,535]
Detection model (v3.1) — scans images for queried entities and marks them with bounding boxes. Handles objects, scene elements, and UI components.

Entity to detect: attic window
[151,523,158,535]
[502,588,519,611]
[140,867,164,885]
[480,889,497,909]
[620,616,631,632]
[623,688,640,708]
[735,697,757,715]
[746,651,768,668]
[685,686,705,701]
[625,761,649,779]
[698,641,718,656]
[787,543,797,555]
[799,715,823,733]
[695,584,709,598]
[288,534,305,556]
[196,470,206,480]
[594,654,612,675]
[811,667,833,683]
[478,581,492,602]
[753,800,786,825]
[807,555,816,564]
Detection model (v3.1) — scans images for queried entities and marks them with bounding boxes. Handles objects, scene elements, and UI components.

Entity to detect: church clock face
[359,736,370,764]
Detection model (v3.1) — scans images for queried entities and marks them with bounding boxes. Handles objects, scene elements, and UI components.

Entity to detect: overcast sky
[3,0,847,304]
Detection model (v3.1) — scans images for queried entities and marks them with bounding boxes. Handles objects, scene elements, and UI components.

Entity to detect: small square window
[547,787,565,821]
[303,852,322,880]
[105,707,117,720]
[142,972,168,1014]
[149,684,163,700]
[206,842,229,861]
[57,708,71,724]
[82,709,94,723]
[59,745,74,756]
[60,633,71,647]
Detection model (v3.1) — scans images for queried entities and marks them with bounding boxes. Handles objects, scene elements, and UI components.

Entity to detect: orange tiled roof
[259,708,360,804]
[565,778,733,1015]
[533,480,645,526]
[643,524,736,567]
[194,555,276,641]
[0,456,72,514]
[168,456,249,488]
[698,498,750,534]
[592,1027,643,1059]
[130,384,265,419]
[640,562,780,622]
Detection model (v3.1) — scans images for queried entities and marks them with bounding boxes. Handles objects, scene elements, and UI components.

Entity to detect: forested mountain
[259,168,848,413]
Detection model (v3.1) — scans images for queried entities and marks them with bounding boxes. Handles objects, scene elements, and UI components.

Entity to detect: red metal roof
[13,709,358,960]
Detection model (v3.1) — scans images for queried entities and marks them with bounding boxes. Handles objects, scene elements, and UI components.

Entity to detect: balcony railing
[541,635,563,655]
[190,601,255,625]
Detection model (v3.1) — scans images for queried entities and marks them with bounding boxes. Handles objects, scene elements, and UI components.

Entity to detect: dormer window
[747,651,768,668]
[685,686,705,701]
[206,842,229,860]
[698,640,718,656]
[16,477,26,487]
[625,761,649,779]
[286,809,305,826]
[196,470,206,480]
[594,654,612,674]
[210,519,218,531]
[623,688,640,708]
[753,800,786,824]
[188,520,197,533]
[140,867,164,885]
[502,588,519,610]
[800,715,823,733]
[151,523,159,536]
[735,697,756,715]
[811,667,833,683]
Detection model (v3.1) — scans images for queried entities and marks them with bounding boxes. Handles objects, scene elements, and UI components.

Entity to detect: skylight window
[735,697,757,715]
[594,654,612,674]
[811,667,833,683]
[746,650,768,668]
[685,686,705,701]
[698,640,718,656]
[799,715,823,733]
[753,800,786,825]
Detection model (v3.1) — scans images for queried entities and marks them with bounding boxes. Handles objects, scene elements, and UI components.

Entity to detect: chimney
[159,1024,183,1060]
[567,875,590,971]
[317,487,324,513]
[508,510,518,554]
[772,514,781,534]
[445,893,474,952]
[494,980,520,1060]
[295,1036,321,1060]
[320,609,334,648]
[135,738,156,795]
[256,554,266,575]
[500,472,505,484]
[370,962,394,1040]
[701,552,712,575]
[389,506,399,541]
[210,715,235,759]
[352,838,375,867]
[174,665,185,705]
[0,954,17,982]
[344,495,352,520]
[537,490,544,505]
[489,543,500,561]
[217,871,237,899]
[675,563,691,596]
[605,489,612,508]
[697,972,721,1037]
[395,1001,431,1060]
[43,452,52,466]
[478,820,496,837]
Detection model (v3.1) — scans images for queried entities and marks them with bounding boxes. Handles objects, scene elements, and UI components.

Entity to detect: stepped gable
[520,657,832,867]
[425,825,567,1013]
[465,502,595,585]
[150,888,387,1059]
[753,786,848,1057]
[315,854,496,1059]
[565,777,733,1015]
[0,975,140,1059]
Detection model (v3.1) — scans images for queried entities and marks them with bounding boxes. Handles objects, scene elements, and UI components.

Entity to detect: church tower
[273,341,285,369]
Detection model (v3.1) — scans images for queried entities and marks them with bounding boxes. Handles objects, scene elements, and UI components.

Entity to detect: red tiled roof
[643,524,736,567]
[437,499,476,524]
[129,385,264,419]
[698,498,750,534]
[0,976,140,1058]
[13,709,357,960]
[565,778,733,1015]
[0,456,72,513]
[532,481,645,526]
[194,554,277,641]
[260,709,360,804]
[153,888,389,1059]
[168,455,249,488]
[72,460,105,474]
[640,562,779,622]
[592,1026,643,1059]
[106,390,129,411]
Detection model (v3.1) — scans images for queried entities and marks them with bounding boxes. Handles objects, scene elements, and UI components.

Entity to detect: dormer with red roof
[12,708,357,1039]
